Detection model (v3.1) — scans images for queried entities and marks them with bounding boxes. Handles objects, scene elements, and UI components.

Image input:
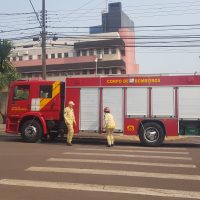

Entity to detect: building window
[34,73,40,77]
[38,55,42,60]
[121,49,125,56]
[64,52,68,58]
[12,57,16,61]
[46,54,48,59]
[51,54,55,59]
[27,73,32,78]
[90,70,95,74]
[104,69,109,74]
[77,51,80,57]
[21,74,26,78]
[121,70,126,74]
[29,55,33,60]
[19,56,23,61]
[68,71,73,75]
[111,48,117,54]
[82,50,87,56]
[89,49,94,56]
[75,71,80,75]
[47,72,52,77]
[97,48,102,55]
[53,72,60,76]
[82,70,87,74]
[97,69,102,74]
[104,48,109,55]
[58,53,62,58]
[112,68,117,74]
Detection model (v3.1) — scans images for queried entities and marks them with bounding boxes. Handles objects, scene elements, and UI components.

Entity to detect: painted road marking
[110,146,187,151]
[63,152,192,160]
[47,158,196,168]
[0,179,200,199]
[75,148,189,155]
[26,167,200,181]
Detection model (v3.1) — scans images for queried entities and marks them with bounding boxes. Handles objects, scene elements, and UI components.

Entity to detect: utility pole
[41,0,46,80]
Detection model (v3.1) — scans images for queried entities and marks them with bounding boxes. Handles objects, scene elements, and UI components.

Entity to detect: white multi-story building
[10,29,139,81]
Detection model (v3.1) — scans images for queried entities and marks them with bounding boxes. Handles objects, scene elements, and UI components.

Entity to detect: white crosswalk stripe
[75,147,189,155]
[47,157,196,168]
[0,179,200,199]
[115,146,187,151]
[26,166,200,181]
[63,151,192,160]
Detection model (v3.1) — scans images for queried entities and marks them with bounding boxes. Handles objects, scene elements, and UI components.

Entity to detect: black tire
[21,120,42,143]
[139,122,165,147]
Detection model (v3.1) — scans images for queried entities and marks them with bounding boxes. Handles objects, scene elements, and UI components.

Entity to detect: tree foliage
[0,39,20,90]
[0,39,20,123]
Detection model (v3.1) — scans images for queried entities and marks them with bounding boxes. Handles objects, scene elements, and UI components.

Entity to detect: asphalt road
[0,134,200,200]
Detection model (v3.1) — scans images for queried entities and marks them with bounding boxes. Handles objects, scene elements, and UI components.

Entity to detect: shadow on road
[1,134,200,148]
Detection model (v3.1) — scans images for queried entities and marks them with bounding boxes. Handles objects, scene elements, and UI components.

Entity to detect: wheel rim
[24,126,37,138]
[144,127,159,143]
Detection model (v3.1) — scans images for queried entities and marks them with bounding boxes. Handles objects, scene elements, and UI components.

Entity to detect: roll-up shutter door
[152,87,175,117]
[179,87,200,119]
[80,88,99,131]
[126,88,148,117]
[102,88,123,132]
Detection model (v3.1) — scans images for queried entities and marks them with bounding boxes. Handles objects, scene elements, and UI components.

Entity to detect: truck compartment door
[151,87,175,117]
[102,88,123,132]
[178,87,200,119]
[126,88,148,117]
[80,88,99,131]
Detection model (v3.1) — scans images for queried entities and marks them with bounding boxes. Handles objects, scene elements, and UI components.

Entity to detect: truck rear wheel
[21,120,42,143]
[139,122,165,147]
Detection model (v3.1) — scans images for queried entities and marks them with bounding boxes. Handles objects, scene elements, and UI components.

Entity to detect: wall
[118,28,139,74]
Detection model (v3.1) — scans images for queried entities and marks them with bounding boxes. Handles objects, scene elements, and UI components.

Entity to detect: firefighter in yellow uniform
[64,101,76,146]
[104,107,116,147]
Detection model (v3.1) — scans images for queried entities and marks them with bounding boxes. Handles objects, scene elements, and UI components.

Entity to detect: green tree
[0,39,20,123]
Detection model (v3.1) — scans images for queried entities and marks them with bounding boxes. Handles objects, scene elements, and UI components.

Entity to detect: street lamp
[95,53,102,75]
[95,57,98,75]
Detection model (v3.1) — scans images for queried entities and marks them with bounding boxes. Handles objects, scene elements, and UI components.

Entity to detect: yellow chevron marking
[52,80,60,98]
[40,81,60,110]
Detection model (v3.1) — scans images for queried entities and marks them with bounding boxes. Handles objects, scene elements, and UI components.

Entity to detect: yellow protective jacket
[104,113,116,129]
[64,107,76,125]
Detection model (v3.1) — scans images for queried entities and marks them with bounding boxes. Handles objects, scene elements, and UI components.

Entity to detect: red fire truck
[6,74,200,146]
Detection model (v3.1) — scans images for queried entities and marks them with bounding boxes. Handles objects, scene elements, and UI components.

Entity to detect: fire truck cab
[6,74,200,146]
[6,80,65,142]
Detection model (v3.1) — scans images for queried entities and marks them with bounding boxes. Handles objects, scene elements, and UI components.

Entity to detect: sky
[1,0,200,74]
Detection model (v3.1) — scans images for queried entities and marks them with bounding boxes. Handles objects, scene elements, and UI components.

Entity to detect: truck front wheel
[21,120,42,143]
[139,122,165,147]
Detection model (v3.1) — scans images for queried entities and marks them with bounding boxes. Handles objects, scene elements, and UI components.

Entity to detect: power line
[0,12,34,16]
[0,27,41,34]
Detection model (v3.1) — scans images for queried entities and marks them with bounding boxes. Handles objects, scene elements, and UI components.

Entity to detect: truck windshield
[13,85,30,100]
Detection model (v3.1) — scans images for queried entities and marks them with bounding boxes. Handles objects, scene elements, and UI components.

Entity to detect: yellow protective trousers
[106,128,114,146]
[67,124,74,144]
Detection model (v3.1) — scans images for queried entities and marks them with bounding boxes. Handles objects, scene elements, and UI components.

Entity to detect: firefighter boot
[111,134,114,146]
[106,134,112,147]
